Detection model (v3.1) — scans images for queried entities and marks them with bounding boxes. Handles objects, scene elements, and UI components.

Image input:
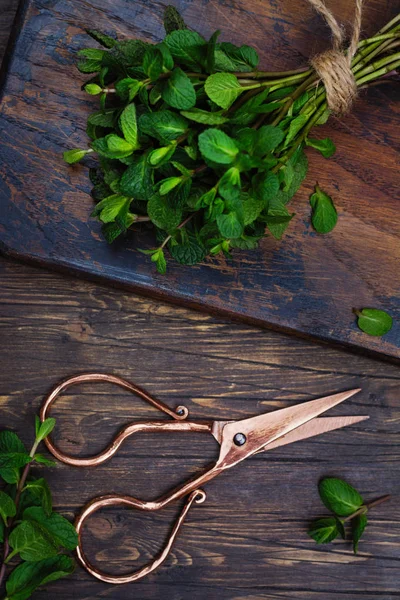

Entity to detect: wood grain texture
[0,257,399,600]
[0,0,399,360]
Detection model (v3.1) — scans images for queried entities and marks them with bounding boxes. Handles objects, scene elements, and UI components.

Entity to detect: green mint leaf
[119,154,154,200]
[319,478,364,517]
[147,195,183,232]
[91,137,132,160]
[355,308,393,337]
[92,195,131,224]
[316,108,331,125]
[206,30,221,73]
[253,125,285,155]
[23,506,78,551]
[143,46,163,80]
[265,197,293,240]
[204,72,243,109]
[308,517,339,544]
[23,478,53,516]
[63,149,90,165]
[180,108,228,125]
[150,248,167,274]
[5,555,75,600]
[148,144,177,167]
[0,452,31,472]
[77,48,104,73]
[85,29,116,48]
[87,108,116,127]
[156,42,174,71]
[35,418,56,444]
[243,194,266,225]
[161,67,196,110]
[139,110,188,144]
[352,513,368,554]
[217,212,244,238]
[169,233,207,265]
[115,78,142,101]
[285,114,308,146]
[198,128,239,164]
[306,137,336,158]
[33,454,57,467]
[159,177,183,196]
[84,83,102,95]
[119,103,139,149]
[109,39,150,68]
[310,185,338,233]
[102,221,124,244]
[336,517,346,540]
[163,5,188,34]
[8,520,59,562]
[249,101,282,114]
[253,171,280,201]
[275,148,308,205]
[165,30,206,71]
[214,42,259,72]
[0,431,27,483]
[0,490,16,525]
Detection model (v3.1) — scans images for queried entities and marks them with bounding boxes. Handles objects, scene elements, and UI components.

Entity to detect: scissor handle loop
[75,489,206,584]
[40,372,189,466]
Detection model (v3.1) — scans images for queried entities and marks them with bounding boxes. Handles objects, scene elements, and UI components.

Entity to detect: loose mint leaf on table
[205,72,243,109]
[161,67,197,109]
[310,185,338,233]
[5,555,75,600]
[319,478,363,517]
[306,136,336,158]
[308,517,340,544]
[352,513,368,554]
[198,128,239,164]
[355,308,393,337]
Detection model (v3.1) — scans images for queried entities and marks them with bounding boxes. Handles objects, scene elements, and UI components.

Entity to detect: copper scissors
[40,373,368,585]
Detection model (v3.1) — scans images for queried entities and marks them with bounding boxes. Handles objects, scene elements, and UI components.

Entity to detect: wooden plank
[0,257,399,599]
[0,0,399,360]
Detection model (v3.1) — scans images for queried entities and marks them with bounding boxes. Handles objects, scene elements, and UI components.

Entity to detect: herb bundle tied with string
[64,4,400,273]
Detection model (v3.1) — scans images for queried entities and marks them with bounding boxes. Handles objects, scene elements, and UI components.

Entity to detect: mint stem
[343,494,391,522]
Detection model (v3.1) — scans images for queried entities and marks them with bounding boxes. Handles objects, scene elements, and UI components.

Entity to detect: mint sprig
[0,420,77,599]
[308,477,390,554]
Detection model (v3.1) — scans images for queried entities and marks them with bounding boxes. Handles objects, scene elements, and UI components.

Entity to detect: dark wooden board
[0,0,399,361]
[1,257,400,600]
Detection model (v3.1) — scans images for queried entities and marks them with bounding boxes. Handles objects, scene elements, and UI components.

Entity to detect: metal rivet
[233,433,247,446]
[176,407,185,416]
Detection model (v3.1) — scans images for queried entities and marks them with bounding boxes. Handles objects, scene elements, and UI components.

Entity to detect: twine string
[308,0,363,113]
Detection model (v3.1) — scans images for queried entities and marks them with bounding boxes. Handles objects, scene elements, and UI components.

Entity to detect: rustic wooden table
[0,2,399,599]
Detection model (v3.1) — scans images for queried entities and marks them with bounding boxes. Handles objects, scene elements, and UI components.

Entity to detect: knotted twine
[308,0,363,114]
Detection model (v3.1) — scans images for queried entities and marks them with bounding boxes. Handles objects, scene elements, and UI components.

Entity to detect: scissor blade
[216,388,361,468]
[255,415,369,453]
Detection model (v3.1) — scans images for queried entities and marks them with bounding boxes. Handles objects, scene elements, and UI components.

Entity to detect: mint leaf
[23,507,78,551]
[33,454,57,467]
[180,108,228,125]
[5,555,75,600]
[217,212,243,238]
[8,521,59,562]
[205,72,243,109]
[63,149,90,164]
[119,154,154,200]
[0,431,27,483]
[285,114,308,145]
[143,46,163,80]
[119,103,139,149]
[214,42,259,72]
[164,6,188,34]
[139,110,188,143]
[161,67,196,110]
[253,125,285,155]
[356,308,393,337]
[319,478,364,517]
[147,195,182,232]
[206,30,221,73]
[24,478,52,516]
[310,185,338,233]
[352,513,368,554]
[35,418,56,444]
[198,128,238,164]
[306,137,336,158]
[170,233,206,265]
[0,490,16,525]
[165,30,206,71]
[308,517,339,544]
[85,29,116,49]
[159,177,183,195]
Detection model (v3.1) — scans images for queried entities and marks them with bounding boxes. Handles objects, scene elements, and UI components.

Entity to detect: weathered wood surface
[0,0,399,360]
[0,256,400,600]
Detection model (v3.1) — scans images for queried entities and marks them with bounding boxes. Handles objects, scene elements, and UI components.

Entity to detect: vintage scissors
[40,373,368,585]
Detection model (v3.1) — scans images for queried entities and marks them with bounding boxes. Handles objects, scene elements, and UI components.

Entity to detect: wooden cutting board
[0,0,399,360]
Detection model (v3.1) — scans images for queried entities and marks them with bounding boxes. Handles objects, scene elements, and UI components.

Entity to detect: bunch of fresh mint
[0,419,77,600]
[64,6,400,273]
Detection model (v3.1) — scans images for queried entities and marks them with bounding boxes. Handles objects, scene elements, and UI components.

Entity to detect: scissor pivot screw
[233,433,247,446]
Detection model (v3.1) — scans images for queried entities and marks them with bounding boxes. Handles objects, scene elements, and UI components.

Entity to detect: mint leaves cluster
[64,6,400,272]
[308,477,390,554]
[0,419,77,600]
